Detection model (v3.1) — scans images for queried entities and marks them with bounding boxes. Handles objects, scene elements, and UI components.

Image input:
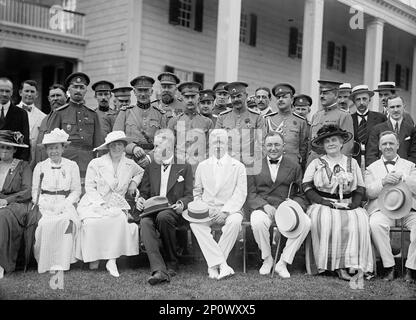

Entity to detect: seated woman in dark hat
[302,124,373,280]
[0,131,31,279]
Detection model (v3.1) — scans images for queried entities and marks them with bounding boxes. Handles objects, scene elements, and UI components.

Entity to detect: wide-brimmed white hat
[182,200,212,223]
[42,128,70,145]
[93,131,129,151]
[378,182,412,220]
[275,199,308,238]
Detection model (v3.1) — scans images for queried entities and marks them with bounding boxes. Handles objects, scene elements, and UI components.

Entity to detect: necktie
[384,160,396,166]
[357,113,368,144]
[162,163,170,172]
[0,107,4,128]
[394,122,399,134]
[22,104,32,112]
[269,159,279,165]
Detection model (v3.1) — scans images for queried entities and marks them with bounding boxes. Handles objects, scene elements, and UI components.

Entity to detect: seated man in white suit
[189,129,247,280]
[365,130,416,282]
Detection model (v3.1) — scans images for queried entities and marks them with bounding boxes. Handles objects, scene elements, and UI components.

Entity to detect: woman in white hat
[76,131,144,277]
[32,128,81,273]
[0,130,31,279]
[302,124,373,280]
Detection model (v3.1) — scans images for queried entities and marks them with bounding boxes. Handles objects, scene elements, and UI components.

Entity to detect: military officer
[47,72,104,178]
[168,82,214,165]
[212,82,232,115]
[293,94,312,122]
[306,80,355,166]
[112,86,133,114]
[92,80,118,138]
[215,82,266,174]
[199,89,217,126]
[113,75,167,169]
[264,83,309,166]
[157,72,184,119]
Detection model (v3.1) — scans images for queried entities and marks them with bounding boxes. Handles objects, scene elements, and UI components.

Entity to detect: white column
[300,0,324,117]
[363,18,384,112]
[214,0,242,82]
[127,0,143,83]
[411,43,416,120]
[76,59,83,72]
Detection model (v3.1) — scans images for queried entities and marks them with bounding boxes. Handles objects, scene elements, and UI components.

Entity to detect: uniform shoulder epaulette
[293,112,306,121]
[84,105,97,112]
[219,109,232,116]
[55,103,69,111]
[248,108,261,115]
[119,105,133,112]
[176,112,184,117]
[213,114,218,118]
[152,104,166,114]
[339,108,348,113]
[177,96,183,102]
[151,99,160,104]
[264,111,278,118]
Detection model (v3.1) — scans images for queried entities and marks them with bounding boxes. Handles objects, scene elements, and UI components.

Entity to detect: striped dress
[302,155,373,274]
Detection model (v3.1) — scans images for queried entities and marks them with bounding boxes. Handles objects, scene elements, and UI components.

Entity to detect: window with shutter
[395,64,402,87]
[194,0,203,32]
[240,11,248,43]
[327,42,346,72]
[288,27,298,57]
[327,41,335,69]
[164,65,175,73]
[240,11,257,46]
[169,0,202,32]
[193,72,204,87]
[249,13,257,47]
[169,0,180,25]
[405,67,410,91]
[341,46,347,73]
[381,60,389,81]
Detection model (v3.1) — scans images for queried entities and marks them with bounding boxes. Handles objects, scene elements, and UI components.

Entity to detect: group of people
[0,71,415,288]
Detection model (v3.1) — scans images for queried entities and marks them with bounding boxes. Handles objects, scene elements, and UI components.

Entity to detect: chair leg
[243,225,247,274]
[271,228,281,278]
[401,220,405,276]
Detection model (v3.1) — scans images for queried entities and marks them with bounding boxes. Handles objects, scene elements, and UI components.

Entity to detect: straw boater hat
[0,130,28,148]
[377,182,412,220]
[275,198,308,239]
[311,124,353,149]
[139,196,173,219]
[349,84,375,100]
[182,200,212,223]
[42,128,70,145]
[93,131,129,151]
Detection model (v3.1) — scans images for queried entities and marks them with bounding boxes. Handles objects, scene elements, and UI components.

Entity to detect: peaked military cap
[91,80,114,92]
[178,82,202,96]
[272,83,295,97]
[318,80,343,92]
[293,94,312,106]
[111,87,133,98]
[224,82,248,96]
[212,82,229,93]
[130,75,155,88]
[65,72,90,88]
[157,72,180,85]
[199,89,215,101]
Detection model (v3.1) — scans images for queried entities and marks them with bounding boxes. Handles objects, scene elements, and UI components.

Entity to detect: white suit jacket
[365,156,416,215]
[194,154,247,214]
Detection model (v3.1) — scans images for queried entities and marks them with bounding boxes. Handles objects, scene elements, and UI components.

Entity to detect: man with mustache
[112,86,133,114]
[350,85,386,168]
[212,82,232,116]
[157,72,184,119]
[215,82,265,172]
[375,81,414,125]
[306,80,354,166]
[92,80,118,138]
[47,72,104,178]
[264,83,308,167]
[255,87,273,116]
[33,84,68,166]
[338,83,355,113]
[199,89,217,126]
[366,95,416,166]
[113,75,167,169]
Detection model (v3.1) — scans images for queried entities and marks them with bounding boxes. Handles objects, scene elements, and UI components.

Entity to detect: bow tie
[357,113,368,118]
[269,159,279,165]
[384,160,396,166]
[22,104,32,112]
[162,163,170,172]
[51,166,61,170]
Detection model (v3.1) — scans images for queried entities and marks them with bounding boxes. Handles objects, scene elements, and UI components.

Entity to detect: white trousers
[190,212,243,268]
[369,210,416,270]
[250,209,311,264]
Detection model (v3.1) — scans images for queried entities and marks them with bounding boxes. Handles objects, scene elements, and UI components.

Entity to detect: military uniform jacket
[96,108,117,139]
[212,103,232,116]
[264,111,309,164]
[113,102,167,154]
[158,97,185,119]
[309,103,354,156]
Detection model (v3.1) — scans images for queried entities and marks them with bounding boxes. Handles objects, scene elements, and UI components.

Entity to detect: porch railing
[0,0,85,37]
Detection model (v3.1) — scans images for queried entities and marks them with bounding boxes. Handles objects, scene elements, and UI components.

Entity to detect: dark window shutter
[405,67,410,91]
[193,72,204,87]
[249,13,257,47]
[326,41,335,69]
[164,65,175,73]
[383,61,389,81]
[194,0,203,32]
[341,45,347,73]
[395,64,402,87]
[169,0,180,25]
[288,27,298,57]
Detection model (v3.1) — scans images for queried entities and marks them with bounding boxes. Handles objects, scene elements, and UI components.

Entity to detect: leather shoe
[383,267,395,281]
[148,271,170,285]
[336,269,352,281]
[208,267,219,279]
[259,256,273,275]
[217,264,234,280]
[404,268,414,283]
[166,262,178,277]
[275,261,290,279]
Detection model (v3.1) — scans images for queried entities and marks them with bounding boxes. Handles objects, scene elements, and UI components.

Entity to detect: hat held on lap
[275,199,308,238]
[182,200,212,223]
[139,196,173,219]
[378,182,412,220]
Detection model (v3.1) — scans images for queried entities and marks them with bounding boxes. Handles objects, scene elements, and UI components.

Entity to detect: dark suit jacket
[0,104,30,161]
[351,111,386,166]
[247,156,307,213]
[366,119,416,166]
[139,160,193,210]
